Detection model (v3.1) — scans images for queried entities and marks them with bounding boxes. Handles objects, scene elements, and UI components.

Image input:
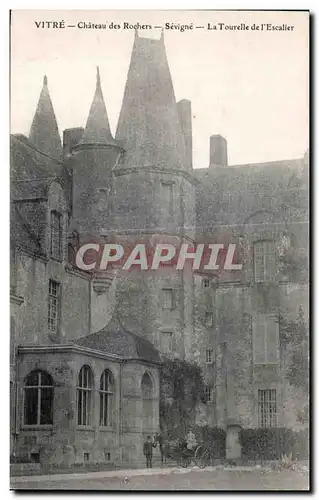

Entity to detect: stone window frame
[99,369,114,428]
[253,239,277,282]
[77,365,94,427]
[252,314,280,365]
[48,279,61,336]
[22,370,54,428]
[258,388,277,428]
[161,288,176,310]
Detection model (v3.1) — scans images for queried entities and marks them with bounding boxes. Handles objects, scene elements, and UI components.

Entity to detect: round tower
[111,32,197,360]
[71,67,123,241]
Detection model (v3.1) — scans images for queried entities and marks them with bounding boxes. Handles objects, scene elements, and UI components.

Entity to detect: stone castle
[10,31,308,467]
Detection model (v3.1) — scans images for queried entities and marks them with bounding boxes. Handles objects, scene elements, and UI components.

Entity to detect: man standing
[143,435,155,468]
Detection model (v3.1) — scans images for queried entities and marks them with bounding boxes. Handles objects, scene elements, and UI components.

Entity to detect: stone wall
[14,348,160,467]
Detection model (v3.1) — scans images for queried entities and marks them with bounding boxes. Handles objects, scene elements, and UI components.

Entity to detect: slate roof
[10,203,43,254]
[115,32,188,171]
[73,320,161,363]
[80,67,117,147]
[11,178,54,201]
[29,75,62,160]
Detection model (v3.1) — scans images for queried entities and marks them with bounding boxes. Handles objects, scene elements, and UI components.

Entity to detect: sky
[10,10,309,167]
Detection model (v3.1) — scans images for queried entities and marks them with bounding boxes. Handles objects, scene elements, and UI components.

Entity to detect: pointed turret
[80,67,117,147]
[29,75,62,160]
[116,33,188,170]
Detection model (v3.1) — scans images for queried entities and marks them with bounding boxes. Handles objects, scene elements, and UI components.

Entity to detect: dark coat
[143,441,155,457]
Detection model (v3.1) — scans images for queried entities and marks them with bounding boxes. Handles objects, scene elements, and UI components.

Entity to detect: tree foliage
[160,358,206,437]
[279,307,309,392]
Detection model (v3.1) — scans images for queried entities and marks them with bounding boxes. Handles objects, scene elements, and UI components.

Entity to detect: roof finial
[43,75,48,86]
[96,66,101,88]
[134,27,139,38]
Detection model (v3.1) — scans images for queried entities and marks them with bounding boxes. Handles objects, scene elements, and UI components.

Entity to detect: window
[161,182,173,215]
[30,453,40,463]
[50,211,62,260]
[141,373,153,399]
[141,373,153,430]
[48,280,61,335]
[24,370,53,426]
[258,389,277,428]
[77,365,93,426]
[253,315,279,364]
[162,331,174,353]
[161,288,175,310]
[206,349,213,364]
[203,278,210,289]
[205,386,213,403]
[254,241,276,282]
[100,370,114,427]
[205,312,213,327]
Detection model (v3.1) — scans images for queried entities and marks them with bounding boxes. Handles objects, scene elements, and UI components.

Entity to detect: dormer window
[50,210,62,260]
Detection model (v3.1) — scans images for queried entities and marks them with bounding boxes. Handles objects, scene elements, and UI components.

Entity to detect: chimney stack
[63,127,84,156]
[209,135,228,167]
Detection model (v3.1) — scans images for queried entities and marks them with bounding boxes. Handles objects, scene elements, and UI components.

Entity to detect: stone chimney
[63,127,84,156]
[209,135,228,167]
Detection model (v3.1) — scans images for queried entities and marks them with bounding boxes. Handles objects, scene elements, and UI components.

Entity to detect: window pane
[40,371,53,386]
[24,388,38,425]
[258,389,277,427]
[100,392,104,425]
[40,388,53,424]
[77,390,82,425]
[48,281,60,334]
[25,371,40,386]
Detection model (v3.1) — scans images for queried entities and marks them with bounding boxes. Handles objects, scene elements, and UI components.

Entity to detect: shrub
[240,428,309,461]
[191,425,226,458]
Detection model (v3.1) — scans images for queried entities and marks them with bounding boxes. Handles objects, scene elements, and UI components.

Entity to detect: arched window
[77,365,93,426]
[24,370,53,426]
[141,373,153,431]
[99,370,114,427]
[141,373,153,399]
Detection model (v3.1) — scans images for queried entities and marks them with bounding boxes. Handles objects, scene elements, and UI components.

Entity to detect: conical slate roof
[29,76,62,160]
[115,32,187,170]
[80,67,117,147]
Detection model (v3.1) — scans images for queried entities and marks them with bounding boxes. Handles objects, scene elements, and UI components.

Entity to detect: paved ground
[11,466,309,491]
